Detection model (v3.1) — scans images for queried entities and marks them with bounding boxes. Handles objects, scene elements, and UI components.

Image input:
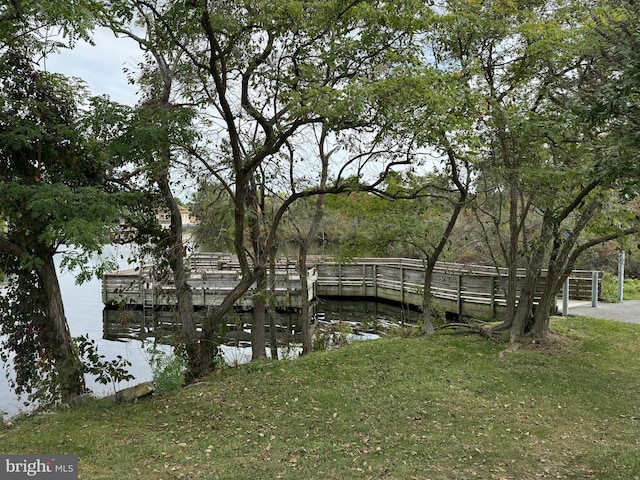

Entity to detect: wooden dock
[102,254,317,312]
[316,258,600,320]
[102,253,600,322]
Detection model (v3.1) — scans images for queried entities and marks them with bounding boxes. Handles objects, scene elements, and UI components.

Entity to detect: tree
[320,168,471,334]
[0,51,137,402]
[110,12,205,381]
[435,0,640,342]
[116,0,435,372]
[290,127,331,355]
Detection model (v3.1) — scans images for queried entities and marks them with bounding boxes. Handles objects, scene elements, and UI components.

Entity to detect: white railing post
[562,277,569,316]
[591,271,599,308]
[618,251,625,302]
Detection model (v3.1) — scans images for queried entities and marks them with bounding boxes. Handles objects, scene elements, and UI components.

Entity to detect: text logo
[0,455,78,479]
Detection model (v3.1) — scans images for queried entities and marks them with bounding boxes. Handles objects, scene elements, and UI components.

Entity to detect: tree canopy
[2,0,640,405]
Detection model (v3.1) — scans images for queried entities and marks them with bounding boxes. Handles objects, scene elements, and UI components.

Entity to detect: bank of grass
[2,317,640,479]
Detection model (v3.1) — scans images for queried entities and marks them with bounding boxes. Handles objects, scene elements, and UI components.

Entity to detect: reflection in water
[103,298,421,347]
[314,297,420,334]
[103,307,309,347]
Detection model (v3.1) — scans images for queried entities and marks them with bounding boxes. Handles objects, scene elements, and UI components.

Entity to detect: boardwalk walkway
[103,253,601,322]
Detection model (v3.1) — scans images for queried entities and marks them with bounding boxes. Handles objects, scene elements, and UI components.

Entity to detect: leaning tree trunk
[157,170,198,379]
[198,177,260,373]
[530,229,580,342]
[418,197,466,335]
[37,254,86,402]
[199,273,255,375]
[420,135,470,334]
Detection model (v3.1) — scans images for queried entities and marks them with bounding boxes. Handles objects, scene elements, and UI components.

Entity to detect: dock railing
[315,258,601,320]
[102,254,600,321]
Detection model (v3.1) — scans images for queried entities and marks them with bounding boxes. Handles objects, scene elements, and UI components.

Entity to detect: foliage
[3,318,640,478]
[600,272,640,303]
[581,1,640,189]
[0,48,147,400]
[322,172,470,260]
[621,278,640,300]
[0,274,59,407]
[145,344,186,394]
[0,0,104,54]
[75,335,135,395]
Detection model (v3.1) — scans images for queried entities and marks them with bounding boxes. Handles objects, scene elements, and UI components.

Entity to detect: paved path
[567,300,640,324]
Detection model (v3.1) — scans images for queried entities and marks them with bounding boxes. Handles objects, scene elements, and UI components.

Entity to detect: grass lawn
[2,316,640,479]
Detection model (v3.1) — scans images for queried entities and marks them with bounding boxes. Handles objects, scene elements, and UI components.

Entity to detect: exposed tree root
[434,322,499,342]
[488,321,512,333]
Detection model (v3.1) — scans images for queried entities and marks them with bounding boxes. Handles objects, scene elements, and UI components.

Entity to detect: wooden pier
[316,258,600,320]
[102,253,600,322]
[102,253,317,312]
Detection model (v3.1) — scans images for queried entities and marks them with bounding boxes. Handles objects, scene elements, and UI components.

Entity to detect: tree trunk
[296,134,330,355]
[530,267,567,342]
[509,273,537,340]
[504,175,520,331]
[509,247,547,341]
[37,254,86,402]
[529,230,579,342]
[252,269,268,360]
[421,266,435,335]
[199,273,256,375]
[247,178,268,361]
[509,214,554,341]
[530,282,559,342]
[156,170,198,380]
[268,257,279,360]
[298,247,313,355]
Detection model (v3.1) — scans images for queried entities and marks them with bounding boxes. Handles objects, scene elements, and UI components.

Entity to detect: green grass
[2,317,640,479]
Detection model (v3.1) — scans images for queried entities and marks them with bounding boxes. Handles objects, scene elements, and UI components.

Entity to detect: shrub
[146,344,186,393]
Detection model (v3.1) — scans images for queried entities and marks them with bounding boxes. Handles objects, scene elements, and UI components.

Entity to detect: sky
[42,28,203,200]
[44,27,141,106]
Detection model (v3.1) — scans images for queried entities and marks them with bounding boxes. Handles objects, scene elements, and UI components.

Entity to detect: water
[0,251,419,419]
[0,246,155,418]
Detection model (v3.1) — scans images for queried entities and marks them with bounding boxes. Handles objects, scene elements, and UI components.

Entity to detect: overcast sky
[44,28,141,106]
[42,28,203,200]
